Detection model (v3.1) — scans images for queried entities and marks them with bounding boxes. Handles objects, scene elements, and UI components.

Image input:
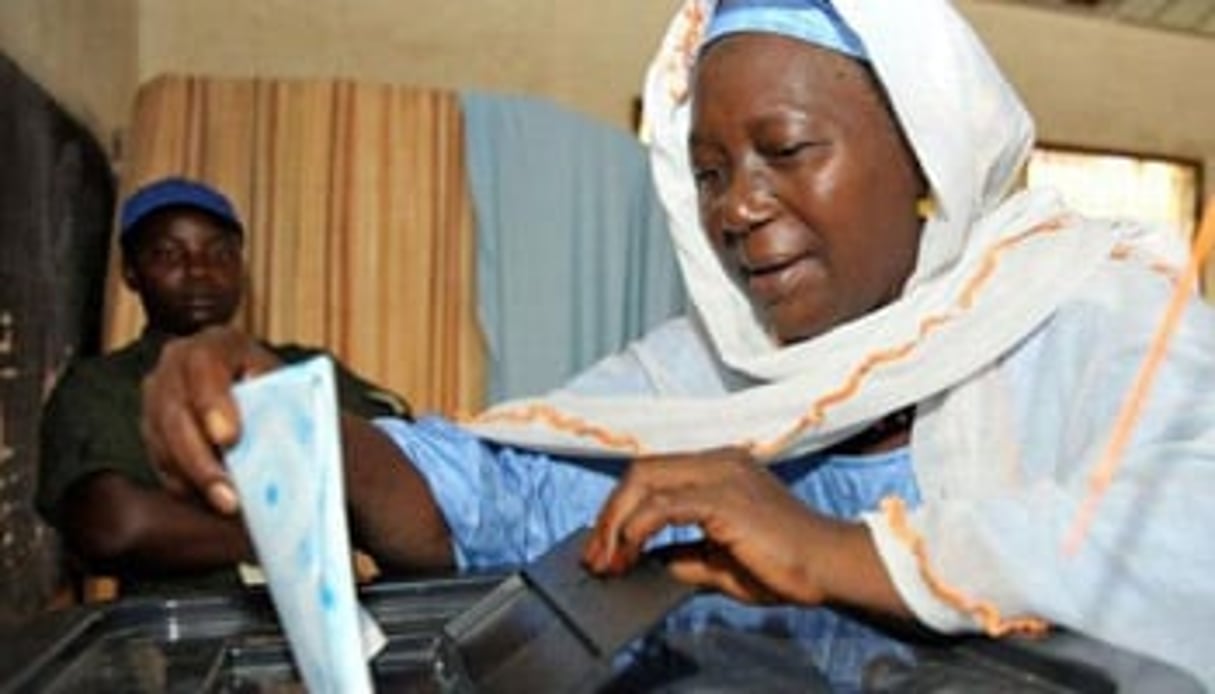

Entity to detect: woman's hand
[141,326,282,515]
[141,325,455,571]
[582,448,910,615]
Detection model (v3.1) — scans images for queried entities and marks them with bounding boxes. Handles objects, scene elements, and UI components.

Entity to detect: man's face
[122,208,244,336]
[690,34,925,345]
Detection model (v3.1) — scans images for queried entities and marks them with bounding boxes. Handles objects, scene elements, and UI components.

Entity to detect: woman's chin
[768,314,829,346]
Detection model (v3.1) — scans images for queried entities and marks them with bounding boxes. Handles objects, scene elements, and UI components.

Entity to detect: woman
[144,0,1215,685]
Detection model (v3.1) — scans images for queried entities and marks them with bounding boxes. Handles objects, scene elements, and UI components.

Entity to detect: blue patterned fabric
[376,414,919,690]
[704,0,868,60]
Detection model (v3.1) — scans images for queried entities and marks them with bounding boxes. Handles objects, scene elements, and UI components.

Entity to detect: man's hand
[582,448,910,615]
[141,326,282,514]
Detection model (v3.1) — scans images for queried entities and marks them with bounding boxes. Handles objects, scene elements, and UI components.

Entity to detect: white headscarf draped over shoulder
[465,0,1119,460]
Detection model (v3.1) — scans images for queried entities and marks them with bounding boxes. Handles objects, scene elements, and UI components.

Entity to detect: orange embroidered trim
[881,497,1051,637]
[665,0,707,103]
[1109,241,1182,283]
[749,217,1069,460]
[467,216,1069,458]
[469,405,646,455]
[1065,198,1215,553]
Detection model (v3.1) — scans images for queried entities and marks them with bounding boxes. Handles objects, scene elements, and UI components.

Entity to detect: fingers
[581,448,837,607]
[142,326,282,514]
[583,448,752,573]
[178,333,244,446]
[584,455,679,572]
[603,485,717,574]
[663,544,779,604]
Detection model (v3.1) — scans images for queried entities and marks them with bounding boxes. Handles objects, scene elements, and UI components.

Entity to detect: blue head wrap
[702,0,868,61]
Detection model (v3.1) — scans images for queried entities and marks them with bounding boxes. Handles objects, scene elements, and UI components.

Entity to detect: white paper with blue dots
[226,356,376,693]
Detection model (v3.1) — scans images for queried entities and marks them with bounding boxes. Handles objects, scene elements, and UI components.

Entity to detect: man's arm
[59,471,253,575]
[141,326,454,571]
[39,359,255,577]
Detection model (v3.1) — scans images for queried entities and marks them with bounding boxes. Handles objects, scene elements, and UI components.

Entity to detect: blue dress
[377,415,922,690]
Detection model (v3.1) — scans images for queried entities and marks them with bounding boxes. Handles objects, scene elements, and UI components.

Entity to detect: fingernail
[208,482,240,514]
[609,551,631,575]
[205,409,235,442]
[595,538,616,573]
[582,535,600,564]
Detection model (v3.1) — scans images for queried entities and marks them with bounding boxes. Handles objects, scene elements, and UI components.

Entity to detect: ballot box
[0,573,1202,693]
[0,576,496,692]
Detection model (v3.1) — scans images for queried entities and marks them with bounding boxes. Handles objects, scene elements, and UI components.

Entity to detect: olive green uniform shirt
[36,329,409,595]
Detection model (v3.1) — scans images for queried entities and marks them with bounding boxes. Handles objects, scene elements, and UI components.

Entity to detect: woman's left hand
[582,448,910,615]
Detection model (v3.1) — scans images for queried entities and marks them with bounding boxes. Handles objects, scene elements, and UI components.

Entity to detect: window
[1027,145,1212,295]
[1027,145,1201,241]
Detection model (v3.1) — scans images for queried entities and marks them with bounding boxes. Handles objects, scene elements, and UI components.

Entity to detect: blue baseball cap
[120,177,244,240]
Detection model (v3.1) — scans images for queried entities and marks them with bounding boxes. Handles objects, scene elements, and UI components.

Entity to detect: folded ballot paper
[225,356,385,693]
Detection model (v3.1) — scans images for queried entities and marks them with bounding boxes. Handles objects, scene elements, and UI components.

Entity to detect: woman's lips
[743,254,811,304]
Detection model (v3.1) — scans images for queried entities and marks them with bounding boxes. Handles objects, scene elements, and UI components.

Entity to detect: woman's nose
[721,169,776,239]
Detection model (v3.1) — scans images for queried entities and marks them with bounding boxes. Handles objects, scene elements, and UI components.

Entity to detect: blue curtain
[460,91,686,403]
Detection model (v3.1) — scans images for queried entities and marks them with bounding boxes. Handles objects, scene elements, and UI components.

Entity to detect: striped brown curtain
[104,75,485,415]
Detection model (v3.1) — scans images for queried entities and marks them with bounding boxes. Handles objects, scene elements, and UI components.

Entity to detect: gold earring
[916,196,936,219]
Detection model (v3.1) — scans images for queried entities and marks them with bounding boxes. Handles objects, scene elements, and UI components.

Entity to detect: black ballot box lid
[0,573,1204,693]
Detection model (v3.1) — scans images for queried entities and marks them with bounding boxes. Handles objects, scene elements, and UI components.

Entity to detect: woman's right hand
[141,326,282,515]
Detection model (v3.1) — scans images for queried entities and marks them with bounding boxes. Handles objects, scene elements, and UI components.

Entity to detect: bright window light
[1027,146,1200,241]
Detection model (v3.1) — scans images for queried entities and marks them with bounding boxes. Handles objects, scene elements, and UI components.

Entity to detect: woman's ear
[916,194,936,221]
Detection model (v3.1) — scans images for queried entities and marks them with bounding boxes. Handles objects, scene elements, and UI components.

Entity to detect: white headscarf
[464,6,1215,679]
[466,0,1119,461]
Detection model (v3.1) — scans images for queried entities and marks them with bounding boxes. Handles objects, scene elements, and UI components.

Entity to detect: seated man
[36,177,409,596]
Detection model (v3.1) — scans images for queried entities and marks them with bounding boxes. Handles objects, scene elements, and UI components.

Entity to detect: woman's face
[690,33,925,344]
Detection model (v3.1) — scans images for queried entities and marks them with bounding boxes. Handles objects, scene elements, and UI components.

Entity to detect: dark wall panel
[0,52,115,626]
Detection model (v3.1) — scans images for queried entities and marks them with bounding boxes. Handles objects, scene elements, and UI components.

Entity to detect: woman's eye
[769,142,811,159]
[693,166,722,189]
